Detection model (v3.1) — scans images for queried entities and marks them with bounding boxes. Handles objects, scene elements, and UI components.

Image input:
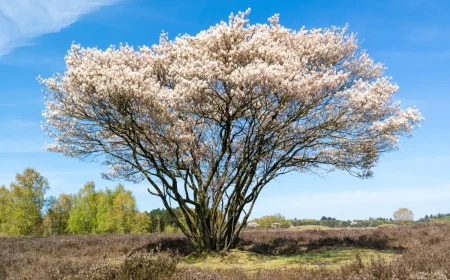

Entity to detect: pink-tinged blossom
[40,10,422,251]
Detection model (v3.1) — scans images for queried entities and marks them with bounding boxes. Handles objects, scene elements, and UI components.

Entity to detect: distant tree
[168,208,186,233]
[424,215,429,220]
[132,211,151,233]
[341,220,351,227]
[110,184,137,233]
[320,217,340,227]
[43,196,58,236]
[68,182,98,234]
[370,219,384,227]
[148,208,172,232]
[159,211,167,232]
[393,208,414,225]
[96,189,115,233]
[0,185,11,234]
[293,219,320,226]
[43,193,74,236]
[149,210,159,233]
[2,169,49,235]
[88,184,138,234]
[253,213,291,228]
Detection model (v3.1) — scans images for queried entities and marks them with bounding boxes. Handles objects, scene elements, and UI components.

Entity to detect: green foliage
[96,184,137,233]
[148,208,185,233]
[132,211,151,233]
[0,168,173,236]
[4,168,439,239]
[253,213,292,228]
[289,216,397,228]
[0,185,10,234]
[111,185,136,233]
[0,168,49,235]
[96,188,116,233]
[418,213,450,224]
[68,182,98,234]
[43,193,74,235]
[68,182,142,234]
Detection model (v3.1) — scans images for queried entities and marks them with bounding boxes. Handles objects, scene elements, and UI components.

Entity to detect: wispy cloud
[406,26,443,43]
[0,0,121,56]
[0,119,46,153]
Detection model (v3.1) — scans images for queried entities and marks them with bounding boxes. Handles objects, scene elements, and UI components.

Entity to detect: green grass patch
[180,248,398,270]
[377,224,399,228]
[289,225,331,230]
[430,217,450,224]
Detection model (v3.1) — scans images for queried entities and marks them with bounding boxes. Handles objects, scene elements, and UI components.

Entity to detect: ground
[0,224,449,279]
[181,248,397,270]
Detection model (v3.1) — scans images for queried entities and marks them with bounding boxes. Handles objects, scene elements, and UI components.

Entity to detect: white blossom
[39,10,422,251]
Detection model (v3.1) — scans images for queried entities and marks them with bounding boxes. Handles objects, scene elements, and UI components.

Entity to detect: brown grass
[0,224,449,279]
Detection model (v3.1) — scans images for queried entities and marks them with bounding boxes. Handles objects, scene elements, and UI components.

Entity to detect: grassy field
[1,223,449,279]
[182,248,397,270]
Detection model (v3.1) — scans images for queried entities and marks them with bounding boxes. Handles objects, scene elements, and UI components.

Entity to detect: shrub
[1,224,450,279]
[66,252,179,280]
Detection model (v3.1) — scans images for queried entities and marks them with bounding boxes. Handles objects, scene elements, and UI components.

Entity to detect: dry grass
[0,224,449,279]
[0,233,183,279]
[181,248,397,270]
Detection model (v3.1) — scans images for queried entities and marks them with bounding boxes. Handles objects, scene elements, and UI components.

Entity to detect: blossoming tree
[40,10,422,252]
[393,208,414,224]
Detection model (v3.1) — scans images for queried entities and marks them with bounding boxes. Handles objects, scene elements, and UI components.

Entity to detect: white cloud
[0,0,121,55]
[0,119,47,153]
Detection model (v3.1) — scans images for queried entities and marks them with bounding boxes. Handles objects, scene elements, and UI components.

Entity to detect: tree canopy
[0,168,150,236]
[0,168,49,235]
[393,208,414,224]
[40,10,422,251]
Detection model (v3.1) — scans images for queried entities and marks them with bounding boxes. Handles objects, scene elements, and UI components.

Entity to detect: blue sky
[0,0,449,221]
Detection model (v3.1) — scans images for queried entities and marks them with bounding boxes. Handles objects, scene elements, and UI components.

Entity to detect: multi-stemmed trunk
[148,179,264,253]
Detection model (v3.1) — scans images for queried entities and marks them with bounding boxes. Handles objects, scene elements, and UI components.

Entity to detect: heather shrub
[65,252,179,280]
[0,263,7,280]
[307,234,390,251]
[1,224,450,279]
[244,237,299,255]
[64,263,120,280]
[147,237,194,256]
[122,252,179,279]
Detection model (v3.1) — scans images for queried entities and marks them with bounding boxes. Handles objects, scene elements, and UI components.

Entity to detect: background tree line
[418,213,450,223]
[0,168,184,236]
[250,210,450,229]
[1,169,445,236]
[250,214,398,229]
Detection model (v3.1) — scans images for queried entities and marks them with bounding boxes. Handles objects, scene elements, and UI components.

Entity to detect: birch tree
[1,169,49,235]
[68,182,98,234]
